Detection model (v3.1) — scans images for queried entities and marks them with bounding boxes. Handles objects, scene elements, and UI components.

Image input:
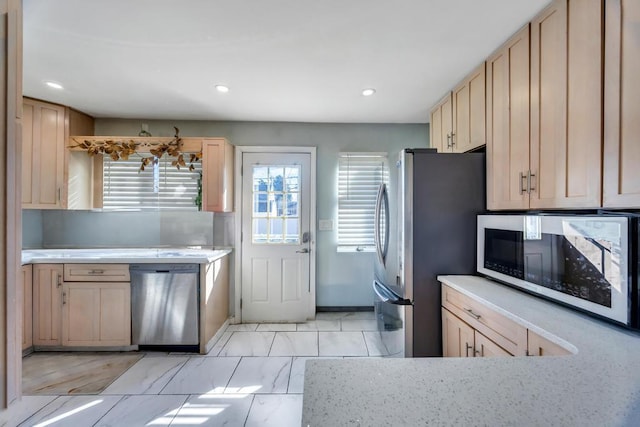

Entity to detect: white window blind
[338,152,389,250]
[103,156,202,211]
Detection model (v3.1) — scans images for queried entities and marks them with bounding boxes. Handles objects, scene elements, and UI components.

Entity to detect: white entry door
[241,152,312,322]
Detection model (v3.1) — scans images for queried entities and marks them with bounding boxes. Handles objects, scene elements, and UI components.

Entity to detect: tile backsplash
[23,209,217,249]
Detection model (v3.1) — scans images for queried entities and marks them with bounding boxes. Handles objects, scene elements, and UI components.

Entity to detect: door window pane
[251,164,301,244]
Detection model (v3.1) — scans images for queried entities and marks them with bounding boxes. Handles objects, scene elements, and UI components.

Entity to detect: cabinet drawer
[64,264,130,282]
[442,284,527,356]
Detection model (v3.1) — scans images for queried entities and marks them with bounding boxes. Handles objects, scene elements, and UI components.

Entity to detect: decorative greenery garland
[69,127,202,172]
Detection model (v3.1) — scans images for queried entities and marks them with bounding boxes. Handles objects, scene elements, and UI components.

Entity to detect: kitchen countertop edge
[21,248,232,265]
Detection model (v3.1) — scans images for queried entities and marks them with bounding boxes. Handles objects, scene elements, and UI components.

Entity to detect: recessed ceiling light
[215,85,229,93]
[362,88,376,96]
[45,81,64,90]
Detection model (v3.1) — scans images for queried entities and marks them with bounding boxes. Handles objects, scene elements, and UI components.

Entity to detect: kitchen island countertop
[22,248,231,265]
[302,275,640,427]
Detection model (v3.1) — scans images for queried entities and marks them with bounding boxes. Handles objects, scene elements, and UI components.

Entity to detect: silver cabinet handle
[296,248,309,254]
[464,308,481,320]
[519,172,527,195]
[56,273,62,288]
[446,133,452,149]
[89,269,105,275]
[475,344,484,357]
[465,343,473,357]
[62,292,67,305]
[528,171,536,193]
[450,132,456,147]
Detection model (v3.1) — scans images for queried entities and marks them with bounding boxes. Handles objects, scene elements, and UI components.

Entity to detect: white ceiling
[23,0,550,124]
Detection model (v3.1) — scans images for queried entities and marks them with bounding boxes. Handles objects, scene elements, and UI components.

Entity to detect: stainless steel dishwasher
[130,264,199,350]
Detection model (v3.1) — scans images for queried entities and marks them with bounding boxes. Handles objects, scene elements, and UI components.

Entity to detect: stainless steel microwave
[477,214,640,329]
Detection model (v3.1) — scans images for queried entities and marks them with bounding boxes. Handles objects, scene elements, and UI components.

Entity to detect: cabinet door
[474,331,511,357]
[62,282,131,346]
[527,330,570,356]
[63,263,130,282]
[530,0,603,209]
[486,25,530,210]
[22,265,33,350]
[603,0,640,207]
[429,105,443,152]
[440,95,453,152]
[442,308,474,357]
[430,93,453,153]
[22,98,66,209]
[452,63,486,153]
[202,138,234,212]
[32,264,63,346]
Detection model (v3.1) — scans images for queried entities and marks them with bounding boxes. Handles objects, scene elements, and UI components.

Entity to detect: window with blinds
[337,152,389,251]
[102,156,202,210]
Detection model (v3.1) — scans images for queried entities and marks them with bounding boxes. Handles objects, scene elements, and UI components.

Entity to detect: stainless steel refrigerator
[373,149,485,357]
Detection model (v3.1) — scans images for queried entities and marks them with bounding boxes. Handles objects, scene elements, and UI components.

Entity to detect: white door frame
[234,146,317,323]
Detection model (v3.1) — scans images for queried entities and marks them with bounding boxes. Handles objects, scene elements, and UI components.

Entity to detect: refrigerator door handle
[373,280,412,306]
[374,183,390,266]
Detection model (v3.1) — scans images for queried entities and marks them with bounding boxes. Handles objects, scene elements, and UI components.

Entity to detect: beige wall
[95,119,430,307]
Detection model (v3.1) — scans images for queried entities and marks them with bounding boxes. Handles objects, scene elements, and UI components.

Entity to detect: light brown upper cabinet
[486,25,531,210]
[22,98,95,209]
[430,64,486,154]
[529,0,603,209]
[452,63,486,153]
[603,0,640,208]
[202,138,234,212]
[429,93,452,152]
[488,0,603,210]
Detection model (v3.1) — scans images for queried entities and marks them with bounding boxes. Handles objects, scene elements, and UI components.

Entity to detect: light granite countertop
[302,275,640,427]
[22,248,232,265]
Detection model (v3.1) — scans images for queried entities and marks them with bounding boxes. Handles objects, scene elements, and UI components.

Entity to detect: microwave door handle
[374,184,385,266]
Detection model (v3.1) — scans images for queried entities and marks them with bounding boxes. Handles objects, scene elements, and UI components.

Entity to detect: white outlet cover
[318,219,333,231]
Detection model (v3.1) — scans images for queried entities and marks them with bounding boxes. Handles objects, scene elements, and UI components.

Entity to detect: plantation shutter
[103,156,202,210]
[338,152,389,250]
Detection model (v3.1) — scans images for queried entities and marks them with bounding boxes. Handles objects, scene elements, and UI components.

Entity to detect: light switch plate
[318,219,333,231]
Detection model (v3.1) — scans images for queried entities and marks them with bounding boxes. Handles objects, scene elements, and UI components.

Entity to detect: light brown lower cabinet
[32,264,64,346]
[527,329,571,357]
[441,284,573,359]
[442,308,510,357]
[22,265,33,350]
[32,263,131,348]
[200,255,230,353]
[62,282,131,347]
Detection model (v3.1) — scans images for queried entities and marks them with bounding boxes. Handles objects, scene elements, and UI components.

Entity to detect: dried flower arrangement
[69,127,202,172]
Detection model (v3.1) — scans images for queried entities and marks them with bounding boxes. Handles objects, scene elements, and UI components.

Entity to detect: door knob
[296,248,310,254]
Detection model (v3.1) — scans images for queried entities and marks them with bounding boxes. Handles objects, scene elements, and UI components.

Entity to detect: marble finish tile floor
[7,311,382,427]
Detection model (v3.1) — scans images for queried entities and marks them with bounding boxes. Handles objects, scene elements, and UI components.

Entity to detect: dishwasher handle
[129,264,200,274]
